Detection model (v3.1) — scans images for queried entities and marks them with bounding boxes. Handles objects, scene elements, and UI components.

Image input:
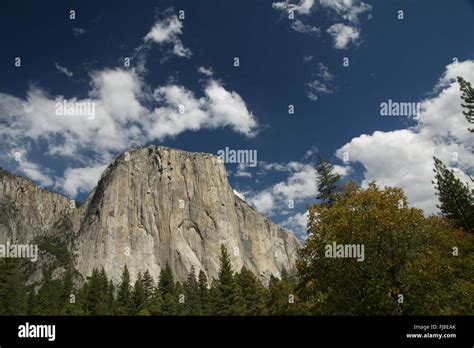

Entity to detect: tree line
[0,245,303,316]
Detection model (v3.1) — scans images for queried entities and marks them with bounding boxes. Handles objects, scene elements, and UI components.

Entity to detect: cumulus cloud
[336,60,474,214]
[0,67,259,197]
[54,62,73,78]
[18,157,54,188]
[59,164,108,197]
[281,210,309,240]
[247,159,348,215]
[327,23,360,49]
[144,13,191,58]
[149,80,258,139]
[248,162,317,216]
[245,156,348,239]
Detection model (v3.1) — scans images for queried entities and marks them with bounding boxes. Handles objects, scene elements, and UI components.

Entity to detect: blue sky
[1,0,473,239]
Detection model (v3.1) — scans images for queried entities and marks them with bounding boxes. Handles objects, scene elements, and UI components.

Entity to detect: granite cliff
[0,146,301,285]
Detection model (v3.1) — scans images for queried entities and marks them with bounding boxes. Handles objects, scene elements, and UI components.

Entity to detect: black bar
[0,316,472,346]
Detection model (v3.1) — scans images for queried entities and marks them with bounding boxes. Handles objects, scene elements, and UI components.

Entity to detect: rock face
[0,146,301,285]
[0,169,72,244]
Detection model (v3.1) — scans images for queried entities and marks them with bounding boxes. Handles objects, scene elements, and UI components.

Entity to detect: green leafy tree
[315,156,341,207]
[299,182,473,315]
[433,157,474,232]
[457,76,474,132]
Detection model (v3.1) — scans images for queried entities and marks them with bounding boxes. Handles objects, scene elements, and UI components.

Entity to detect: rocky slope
[0,146,301,285]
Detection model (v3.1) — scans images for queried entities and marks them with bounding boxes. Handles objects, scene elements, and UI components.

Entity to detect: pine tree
[315,156,341,206]
[33,269,63,315]
[158,263,177,315]
[174,281,185,315]
[433,157,473,232]
[0,259,28,315]
[107,279,116,315]
[197,270,210,315]
[116,265,133,315]
[148,286,163,315]
[84,268,110,315]
[158,263,175,296]
[141,269,154,305]
[457,76,474,132]
[133,272,148,315]
[236,267,267,315]
[59,270,82,315]
[266,270,301,315]
[214,245,242,315]
[183,266,201,315]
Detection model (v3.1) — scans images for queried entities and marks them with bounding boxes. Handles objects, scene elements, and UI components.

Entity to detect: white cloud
[306,80,332,100]
[272,0,315,15]
[235,163,253,178]
[54,62,73,78]
[144,13,191,58]
[149,80,258,139]
[281,210,309,240]
[59,164,107,197]
[248,191,275,215]
[18,157,54,188]
[0,67,259,197]
[272,0,371,43]
[198,66,214,76]
[290,20,320,34]
[320,0,371,23]
[247,161,317,216]
[246,153,350,218]
[327,23,360,49]
[205,81,258,137]
[306,63,334,101]
[337,60,474,215]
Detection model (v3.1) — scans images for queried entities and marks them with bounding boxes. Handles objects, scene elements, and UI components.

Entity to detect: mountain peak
[0,146,301,286]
